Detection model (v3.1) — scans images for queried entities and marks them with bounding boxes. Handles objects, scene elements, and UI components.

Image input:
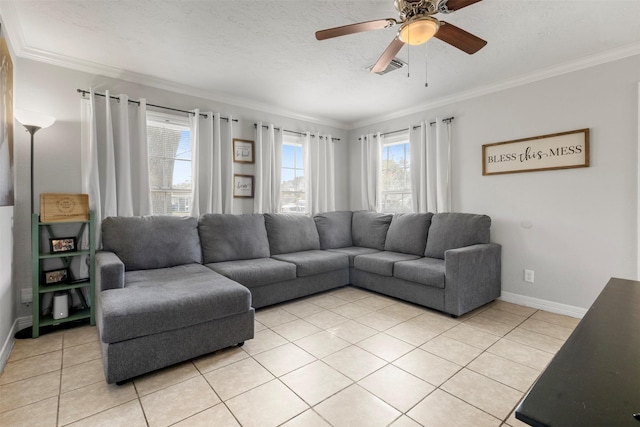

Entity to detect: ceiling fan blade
[316,18,397,41]
[434,21,487,54]
[371,37,405,73]
[444,0,483,11]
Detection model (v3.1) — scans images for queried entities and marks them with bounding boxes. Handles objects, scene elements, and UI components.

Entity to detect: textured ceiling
[4,0,640,128]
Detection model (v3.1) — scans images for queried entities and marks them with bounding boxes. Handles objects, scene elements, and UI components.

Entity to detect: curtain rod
[254,123,340,141]
[77,89,238,122]
[358,116,454,141]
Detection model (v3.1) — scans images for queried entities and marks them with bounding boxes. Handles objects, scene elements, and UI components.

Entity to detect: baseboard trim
[17,315,33,331]
[499,292,587,319]
[0,316,33,373]
[1,319,17,373]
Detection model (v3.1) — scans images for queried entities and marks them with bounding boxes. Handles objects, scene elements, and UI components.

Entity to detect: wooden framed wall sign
[233,174,254,198]
[233,139,254,164]
[482,129,589,175]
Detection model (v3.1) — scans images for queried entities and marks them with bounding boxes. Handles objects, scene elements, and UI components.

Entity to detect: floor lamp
[14,109,56,214]
[13,110,56,340]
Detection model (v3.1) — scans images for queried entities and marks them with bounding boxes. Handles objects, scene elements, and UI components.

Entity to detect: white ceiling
[3,0,640,129]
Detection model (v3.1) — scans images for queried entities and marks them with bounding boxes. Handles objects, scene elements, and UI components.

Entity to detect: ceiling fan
[315,0,486,73]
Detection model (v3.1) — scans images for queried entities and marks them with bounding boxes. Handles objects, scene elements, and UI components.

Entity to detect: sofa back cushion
[384,213,434,256]
[264,213,321,255]
[199,213,270,263]
[351,211,393,250]
[424,213,491,259]
[314,211,353,249]
[102,215,202,271]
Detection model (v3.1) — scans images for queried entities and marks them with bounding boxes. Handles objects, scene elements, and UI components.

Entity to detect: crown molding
[348,41,640,129]
[17,44,349,130]
[0,0,347,131]
[3,0,638,133]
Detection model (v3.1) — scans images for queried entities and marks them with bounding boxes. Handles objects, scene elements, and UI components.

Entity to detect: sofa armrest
[443,243,501,316]
[96,251,125,291]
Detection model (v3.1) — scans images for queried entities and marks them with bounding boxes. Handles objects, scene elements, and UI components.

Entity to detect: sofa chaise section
[96,215,254,384]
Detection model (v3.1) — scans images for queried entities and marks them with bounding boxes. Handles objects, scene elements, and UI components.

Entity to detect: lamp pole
[22,125,41,214]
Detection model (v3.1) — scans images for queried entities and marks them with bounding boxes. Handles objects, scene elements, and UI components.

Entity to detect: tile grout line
[2,287,579,427]
[255,293,535,426]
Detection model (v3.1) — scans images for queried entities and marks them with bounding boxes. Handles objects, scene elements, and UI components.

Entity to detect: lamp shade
[399,17,440,46]
[15,109,56,129]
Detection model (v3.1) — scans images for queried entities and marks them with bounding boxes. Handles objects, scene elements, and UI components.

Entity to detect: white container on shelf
[52,291,69,320]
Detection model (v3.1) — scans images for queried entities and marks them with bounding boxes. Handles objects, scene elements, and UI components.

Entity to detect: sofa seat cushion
[206,258,296,288]
[271,250,349,277]
[99,264,251,343]
[199,213,270,263]
[354,251,422,277]
[327,246,380,267]
[393,257,446,289]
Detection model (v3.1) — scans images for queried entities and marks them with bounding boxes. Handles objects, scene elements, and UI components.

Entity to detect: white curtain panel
[307,132,336,215]
[80,89,152,244]
[410,118,451,213]
[222,115,235,214]
[360,132,382,211]
[190,111,232,216]
[254,122,282,213]
[80,90,101,227]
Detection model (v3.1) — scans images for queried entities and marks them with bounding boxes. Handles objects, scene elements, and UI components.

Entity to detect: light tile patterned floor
[0,286,579,427]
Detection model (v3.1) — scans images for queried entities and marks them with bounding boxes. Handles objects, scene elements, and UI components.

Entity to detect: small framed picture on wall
[233,139,254,164]
[233,174,254,198]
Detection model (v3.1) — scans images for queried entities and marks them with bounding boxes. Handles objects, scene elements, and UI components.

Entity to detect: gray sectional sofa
[95,210,501,383]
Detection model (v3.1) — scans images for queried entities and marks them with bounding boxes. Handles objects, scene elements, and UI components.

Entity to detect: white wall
[12,58,349,319]
[349,55,640,313]
[10,48,639,321]
[0,206,14,371]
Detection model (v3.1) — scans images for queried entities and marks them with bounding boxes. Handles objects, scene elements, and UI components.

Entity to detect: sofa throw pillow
[351,211,393,250]
[384,213,434,256]
[313,211,353,249]
[199,214,270,263]
[264,213,321,255]
[102,215,202,271]
[424,213,491,259]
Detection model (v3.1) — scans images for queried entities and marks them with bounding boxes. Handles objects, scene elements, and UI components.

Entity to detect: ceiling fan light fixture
[399,16,439,45]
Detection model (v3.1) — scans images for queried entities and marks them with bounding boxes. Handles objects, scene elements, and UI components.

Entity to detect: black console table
[516,277,640,426]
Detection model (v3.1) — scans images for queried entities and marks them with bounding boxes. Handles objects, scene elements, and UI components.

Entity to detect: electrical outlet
[21,288,32,304]
[524,269,535,283]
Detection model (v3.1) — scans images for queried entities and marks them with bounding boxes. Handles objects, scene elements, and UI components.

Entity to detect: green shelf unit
[31,211,95,338]
[39,250,91,260]
[38,308,92,327]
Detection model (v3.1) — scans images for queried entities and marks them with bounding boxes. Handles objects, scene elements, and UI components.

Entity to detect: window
[147,112,192,215]
[280,135,306,213]
[381,132,412,213]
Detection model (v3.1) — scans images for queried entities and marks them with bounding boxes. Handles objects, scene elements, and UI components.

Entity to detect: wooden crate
[40,193,89,222]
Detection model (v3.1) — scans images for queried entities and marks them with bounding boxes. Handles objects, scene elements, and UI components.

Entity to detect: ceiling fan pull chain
[407,26,411,78]
[425,49,429,87]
